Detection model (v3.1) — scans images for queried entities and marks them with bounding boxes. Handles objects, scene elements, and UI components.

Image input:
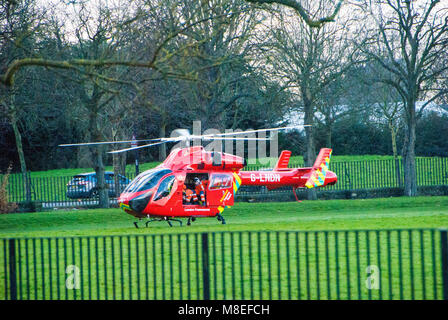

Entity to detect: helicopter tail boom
[237,148,336,190]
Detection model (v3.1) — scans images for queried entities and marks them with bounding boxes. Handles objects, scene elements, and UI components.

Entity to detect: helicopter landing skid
[163,217,183,227]
[133,216,183,228]
[186,217,196,226]
[216,213,226,225]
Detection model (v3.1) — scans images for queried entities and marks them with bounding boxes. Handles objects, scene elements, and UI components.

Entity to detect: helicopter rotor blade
[199,125,310,138]
[201,137,272,141]
[107,140,177,154]
[59,138,162,147]
[59,126,307,152]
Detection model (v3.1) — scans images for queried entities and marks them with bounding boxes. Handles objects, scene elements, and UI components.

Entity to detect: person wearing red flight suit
[183,184,194,205]
[194,177,206,206]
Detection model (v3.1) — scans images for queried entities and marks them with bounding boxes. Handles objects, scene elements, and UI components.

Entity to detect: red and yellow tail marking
[218,173,241,214]
[305,149,332,189]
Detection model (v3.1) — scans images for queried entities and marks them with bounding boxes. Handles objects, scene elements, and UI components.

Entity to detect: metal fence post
[440,229,448,300]
[201,233,210,300]
[8,239,17,300]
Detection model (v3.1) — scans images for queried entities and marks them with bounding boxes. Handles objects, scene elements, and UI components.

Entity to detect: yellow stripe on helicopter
[305,149,332,189]
[218,173,242,214]
[233,172,242,194]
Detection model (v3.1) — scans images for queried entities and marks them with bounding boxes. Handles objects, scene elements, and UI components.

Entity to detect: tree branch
[246,0,344,28]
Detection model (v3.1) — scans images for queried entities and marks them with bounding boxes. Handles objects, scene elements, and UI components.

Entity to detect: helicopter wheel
[187,218,191,226]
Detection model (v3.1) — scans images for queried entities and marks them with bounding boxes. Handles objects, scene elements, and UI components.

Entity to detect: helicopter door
[183,173,209,206]
[207,173,234,207]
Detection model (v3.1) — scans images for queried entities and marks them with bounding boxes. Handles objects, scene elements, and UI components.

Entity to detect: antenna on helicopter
[58,125,310,154]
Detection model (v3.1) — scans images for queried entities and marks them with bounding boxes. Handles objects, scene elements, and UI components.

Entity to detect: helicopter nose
[117,194,132,212]
[128,191,153,213]
[325,171,337,186]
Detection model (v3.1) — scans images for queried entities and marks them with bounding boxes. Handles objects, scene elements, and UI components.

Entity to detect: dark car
[66,171,130,199]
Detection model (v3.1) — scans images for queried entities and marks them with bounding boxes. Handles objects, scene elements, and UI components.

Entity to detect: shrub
[0,165,18,213]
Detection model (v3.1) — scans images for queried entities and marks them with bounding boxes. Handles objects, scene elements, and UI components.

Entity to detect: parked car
[66,172,130,199]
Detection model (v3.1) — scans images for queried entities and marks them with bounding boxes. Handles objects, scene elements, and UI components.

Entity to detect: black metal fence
[1,228,448,300]
[5,157,448,206]
[6,174,131,207]
[241,157,448,194]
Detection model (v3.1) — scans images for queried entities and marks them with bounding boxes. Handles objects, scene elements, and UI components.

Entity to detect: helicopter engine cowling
[162,147,245,171]
[191,151,245,171]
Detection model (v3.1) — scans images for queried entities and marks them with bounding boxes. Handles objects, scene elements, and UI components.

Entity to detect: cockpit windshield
[123,169,172,193]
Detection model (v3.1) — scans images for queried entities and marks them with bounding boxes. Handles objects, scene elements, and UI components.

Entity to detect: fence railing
[6,174,132,206]
[1,228,447,300]
[5,157,448,205]
[240,157,448,194]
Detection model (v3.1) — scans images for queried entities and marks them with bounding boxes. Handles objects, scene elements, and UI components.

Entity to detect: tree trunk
[112,130,126,197]
[326,122,332,148]
[94,146,109,207]
[159,122,167,161]
[113,153,121,198]
[89,111,109,208]
[389,123,402,187]
[402,102,417,196]
[303,99,317,200]
[9,99,31,202]
[112,152,126,197]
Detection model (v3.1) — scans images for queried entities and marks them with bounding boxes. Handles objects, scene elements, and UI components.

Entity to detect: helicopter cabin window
[209,174,233,190]
[154,175,175,201]
[123,169,172,193]
[183,173,209,205]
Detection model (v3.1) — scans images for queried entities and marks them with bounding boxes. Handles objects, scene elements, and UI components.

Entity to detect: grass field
[1,196,447,238]
[1,197,447,300]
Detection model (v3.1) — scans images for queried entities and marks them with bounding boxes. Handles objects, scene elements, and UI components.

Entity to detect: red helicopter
[60,126,337,227]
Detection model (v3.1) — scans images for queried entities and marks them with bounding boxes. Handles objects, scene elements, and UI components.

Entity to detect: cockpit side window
[154,175,176,201]
[209,173,232,190]
[124,169,172,193]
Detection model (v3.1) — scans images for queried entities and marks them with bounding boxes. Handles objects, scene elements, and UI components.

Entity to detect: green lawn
[1,197,447,300]
[1,196,447,238]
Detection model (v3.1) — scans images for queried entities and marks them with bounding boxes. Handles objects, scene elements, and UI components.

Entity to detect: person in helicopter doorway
[194,177,207,206]
[183,184,194,205]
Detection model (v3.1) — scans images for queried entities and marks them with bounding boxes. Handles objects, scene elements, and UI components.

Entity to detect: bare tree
[168,0,261,132]
[314,82,350,149]
[0,0,44,202]
[369,79,404,186]
[0,0,240,207]
[260,0,357,199]
[357,0,448,196]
